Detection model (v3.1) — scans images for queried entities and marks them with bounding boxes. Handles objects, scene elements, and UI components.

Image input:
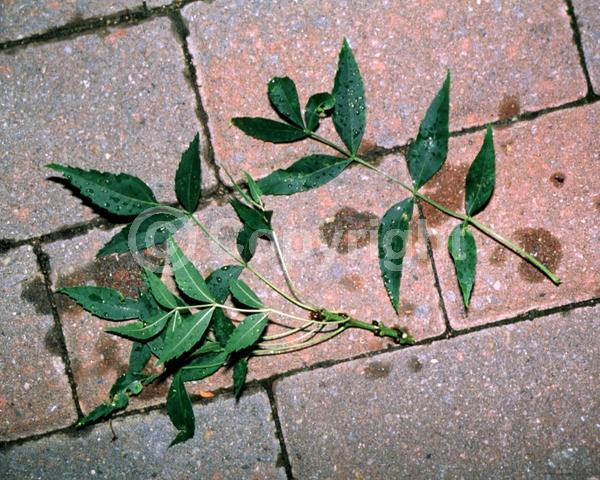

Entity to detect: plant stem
[308,133,561,285]
[270,229,309,306]
[253,326,346,355]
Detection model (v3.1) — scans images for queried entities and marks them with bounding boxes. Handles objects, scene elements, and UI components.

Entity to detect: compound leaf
[167,373,195,447]
[465,126,495,216]
[158,308,215,364]
[332,38,365,155]
[305,92,335,132]
[167,238,214,304]
[58,286,138,320]
[378,198,414,312]
[407,72,450,190]
[224,313,268,355]
[105,310,172,341]
[229,279,264,309]
[256,155,351,195]
[47,164,157,216]
[448,223,477,308]
[231,117,307,143]
[175,133,201,213]
[268,77,304,128]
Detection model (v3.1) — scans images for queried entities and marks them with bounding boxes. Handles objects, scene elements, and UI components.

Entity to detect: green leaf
[229,279,264,309]
[105,310,172,341]
[128,342,152,374]
[407,72,451,190]
[77,391,129,428]
[232,356,249,399]
[143,268,181,309]
[224,313,268,355]
[175,133,201,213]
[109,373,146,398]
[378,198,414,312]
[206,265,243,346]
[268,77,304,128]
[465,126,495,216]
[332,38,366,155]
[167,238,214,304]
[159,308,215,364]
[97,210,188,257]
[230,199,272,232]
[231,117,307,143]
[448,223,477,308]
[236,224,258,263]
[244,172,263,205]
[57,286,138,320]
[47,164,157,216]
[167,373,195,447]
[305,92,335,132]
[256,155,351,196]
[180,351,228,382]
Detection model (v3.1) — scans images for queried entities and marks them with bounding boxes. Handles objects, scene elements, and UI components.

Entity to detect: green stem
[253,326,346,355]
[308,133,561,285]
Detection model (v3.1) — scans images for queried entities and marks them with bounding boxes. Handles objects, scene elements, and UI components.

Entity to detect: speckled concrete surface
[274,305,600,479]
[0,390,286,480]
[0,1,169,43]
[0,246,77,441]
[572,0,600,94]
[183,0,586,182]
[422,104,600,330]
[0,18,215,240]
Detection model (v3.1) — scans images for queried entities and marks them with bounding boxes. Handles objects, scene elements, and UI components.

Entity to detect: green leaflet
[465,126,496,216]
[236,224,258,263]
[256,155,351,195]
[332,38,366,155]
[229,279,264,309]
[268,77,304,128]
[175,133,202,213]
[231,117,307,143]
[77,391,129,428]
[232,356,249,399]
[109,373,146,398]
[224,313,268,355]
[304,92,335,132]
[448,223,477,308]
[167,238,214,304]
[105,310,172,341]
[167,373,195,447]
[407,72,450,190]
[57,286,138,320]
[206,266,243,346]
[143,268,182,309]
[244,172,263,206]
[97,211,188,257]
[378,198,414,312]
[127,342,153,374]
[47,164,157,216]
[230,199,273,232]
[158,308,215,364]
[180,351,228,382]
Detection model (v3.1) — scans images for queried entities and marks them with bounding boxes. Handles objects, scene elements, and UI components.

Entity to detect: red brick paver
[572,0,600,94]
[184,0,586,181]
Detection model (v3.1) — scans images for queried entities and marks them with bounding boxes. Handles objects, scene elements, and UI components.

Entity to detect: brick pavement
[1,1,598,478]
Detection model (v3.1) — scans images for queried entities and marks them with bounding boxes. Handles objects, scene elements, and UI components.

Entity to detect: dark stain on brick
[44,325,63,357]
[398,301,416,316]
[594,195,600,212]
[407,356,423,373]
[55,253,149,313]
[514,228,562,283]
[363,361,392,379]
[489,245,507,266]
[550,172,566,188]
[422,163,469,227]
[20,276,53,315]
[340,273,364,291]
[498,94,520,121]
[320,207,378,254]
[95,335,127,377]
